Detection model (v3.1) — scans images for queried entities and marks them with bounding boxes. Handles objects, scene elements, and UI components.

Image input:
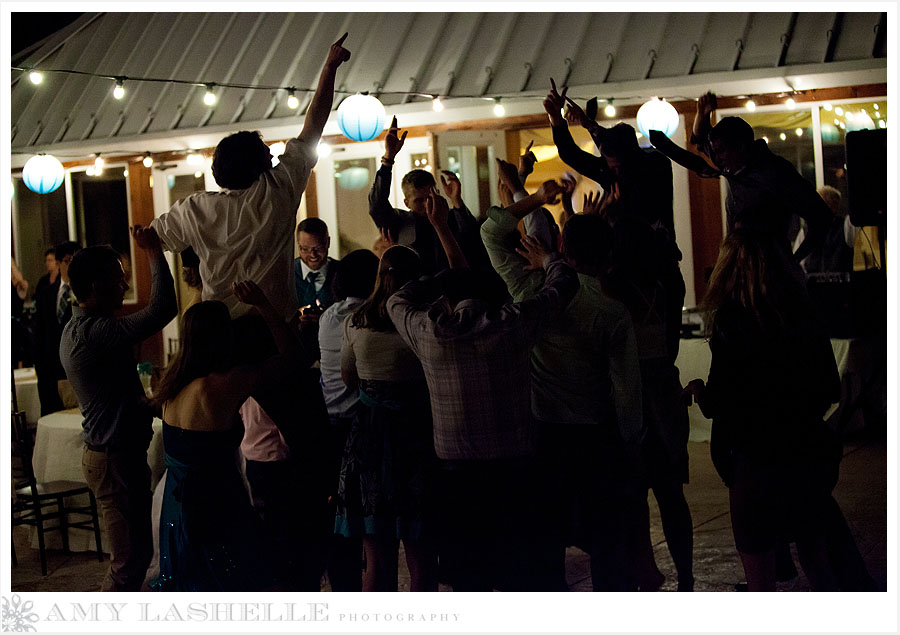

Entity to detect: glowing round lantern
[636,97,680,139]
[22,154,65,194]
[336,94,386,142]
[336,166,370,190]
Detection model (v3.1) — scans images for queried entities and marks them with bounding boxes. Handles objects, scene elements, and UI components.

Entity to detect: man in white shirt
[150,34,352,320]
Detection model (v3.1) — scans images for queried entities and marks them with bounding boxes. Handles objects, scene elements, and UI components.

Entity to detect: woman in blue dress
[151,281,302,591]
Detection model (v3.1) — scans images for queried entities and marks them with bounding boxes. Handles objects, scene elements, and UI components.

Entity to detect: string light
[823,103,833,111]
[785,97,796,109]
[123,169,129,177]
[493,99,505,117]
[762,136,769,143]
[873,104,879,111]
[779,132,787,141]
[203,84,217,106]
[186,152,204,165]
[745,99,756,112]
[432,97,444,112]
[28,70,43,84]
[93,153,104,175]
[834,106,844,116]
[795,128,803,136]
[194,171,203,179]
[113,78,125,100]
[604,100,616,117]
[287,89,299,110]
[142,152,153,168]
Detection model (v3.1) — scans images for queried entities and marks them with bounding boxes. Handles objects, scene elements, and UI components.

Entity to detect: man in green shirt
[481,166,644,591]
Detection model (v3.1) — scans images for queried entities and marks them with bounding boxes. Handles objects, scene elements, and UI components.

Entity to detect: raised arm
[426,189,468,270]
[95,226,177,346]
[297,33,351,147]
[368,115,407,232]
[541,79,612,188]
[691,91,717,153]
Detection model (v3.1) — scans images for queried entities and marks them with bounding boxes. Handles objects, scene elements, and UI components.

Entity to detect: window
[333,157,378,256]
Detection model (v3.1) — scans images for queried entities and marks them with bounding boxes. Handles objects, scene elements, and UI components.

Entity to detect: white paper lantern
[22,154,65,194]
[636,97,680,139]
[337,94,386,142]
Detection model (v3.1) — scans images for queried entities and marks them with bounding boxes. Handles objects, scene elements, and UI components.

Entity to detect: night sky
[11,12,83,58]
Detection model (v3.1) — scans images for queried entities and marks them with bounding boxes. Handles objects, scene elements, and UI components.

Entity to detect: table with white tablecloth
[13,367,41,427]
[30,409,165,552]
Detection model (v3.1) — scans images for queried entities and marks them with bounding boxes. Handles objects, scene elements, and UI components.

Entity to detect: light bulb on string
[203,84,217,106]
[604,100,616,118]
[873,104,879,111]
[795,128,803,136]
[123,169,129,177]
[823,103,833,111]
[779,133,787,141]
[142,153,153,168]
[493,99,505,117]
[745,99,756,112]
[194,171,203,179]
[785,97,796,109]
[834,106,844,116]
[186,152,204,166]
[29,71,43,85]
[432,97,444,112]
[113,79,125,100]
[287,89,299,110]
[93,154,104,175]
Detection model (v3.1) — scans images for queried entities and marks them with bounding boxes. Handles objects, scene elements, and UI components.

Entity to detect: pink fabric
[239,397,290,462]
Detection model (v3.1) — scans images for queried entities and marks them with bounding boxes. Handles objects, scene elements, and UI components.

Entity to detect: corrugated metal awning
[11,11,887,162]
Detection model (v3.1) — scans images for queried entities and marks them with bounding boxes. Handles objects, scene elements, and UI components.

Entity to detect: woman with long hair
[683,230,843,591]
[334,245,438,591]
[151,281,303,591]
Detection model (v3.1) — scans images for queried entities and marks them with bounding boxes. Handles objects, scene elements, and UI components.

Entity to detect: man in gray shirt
[60,226,177,591]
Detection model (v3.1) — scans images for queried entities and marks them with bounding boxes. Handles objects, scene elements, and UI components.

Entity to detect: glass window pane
[334,157,378,257]
[70,169,135,302]
[741,110,815,182]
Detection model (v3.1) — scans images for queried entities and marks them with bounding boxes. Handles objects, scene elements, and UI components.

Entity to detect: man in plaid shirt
[388,180,578,591]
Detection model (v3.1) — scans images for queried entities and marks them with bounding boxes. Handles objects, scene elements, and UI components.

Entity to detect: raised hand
[495,157,521,191]
[439,170,462,207]
[232,280,269,307]
[424,188,450,228]
[516,233,551,271]
[697,91,717,117]
[378,227,397,250]
[563,97,590,128]
[497,180,514,208]
[582,190,602,215]
[537,179,562,205]
[384,115,408,160]
[518,140,537,181]
[131,225,161,251]
[542,78,568,126]
[326,32,351,69]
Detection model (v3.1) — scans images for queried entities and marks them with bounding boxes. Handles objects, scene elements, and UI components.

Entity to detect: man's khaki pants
[82,446,153,591]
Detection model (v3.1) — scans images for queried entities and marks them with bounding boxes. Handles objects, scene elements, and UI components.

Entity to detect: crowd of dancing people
[29,33,874,593]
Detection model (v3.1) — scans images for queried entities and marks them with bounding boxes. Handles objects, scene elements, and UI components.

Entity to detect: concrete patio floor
[10,430,887,593]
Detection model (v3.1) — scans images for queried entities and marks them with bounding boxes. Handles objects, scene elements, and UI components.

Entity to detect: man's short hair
[562,215,614,272]
[400,169,436,192]
[67,246,120,300]
[296,217,329,239]
[708,116,755,149]
[333,249,379,301]
[211,131,272,190]
[44,247,56,258]
[54,241,81,262]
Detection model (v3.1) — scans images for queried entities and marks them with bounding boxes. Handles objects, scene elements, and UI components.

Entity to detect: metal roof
[11,11,887,162]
